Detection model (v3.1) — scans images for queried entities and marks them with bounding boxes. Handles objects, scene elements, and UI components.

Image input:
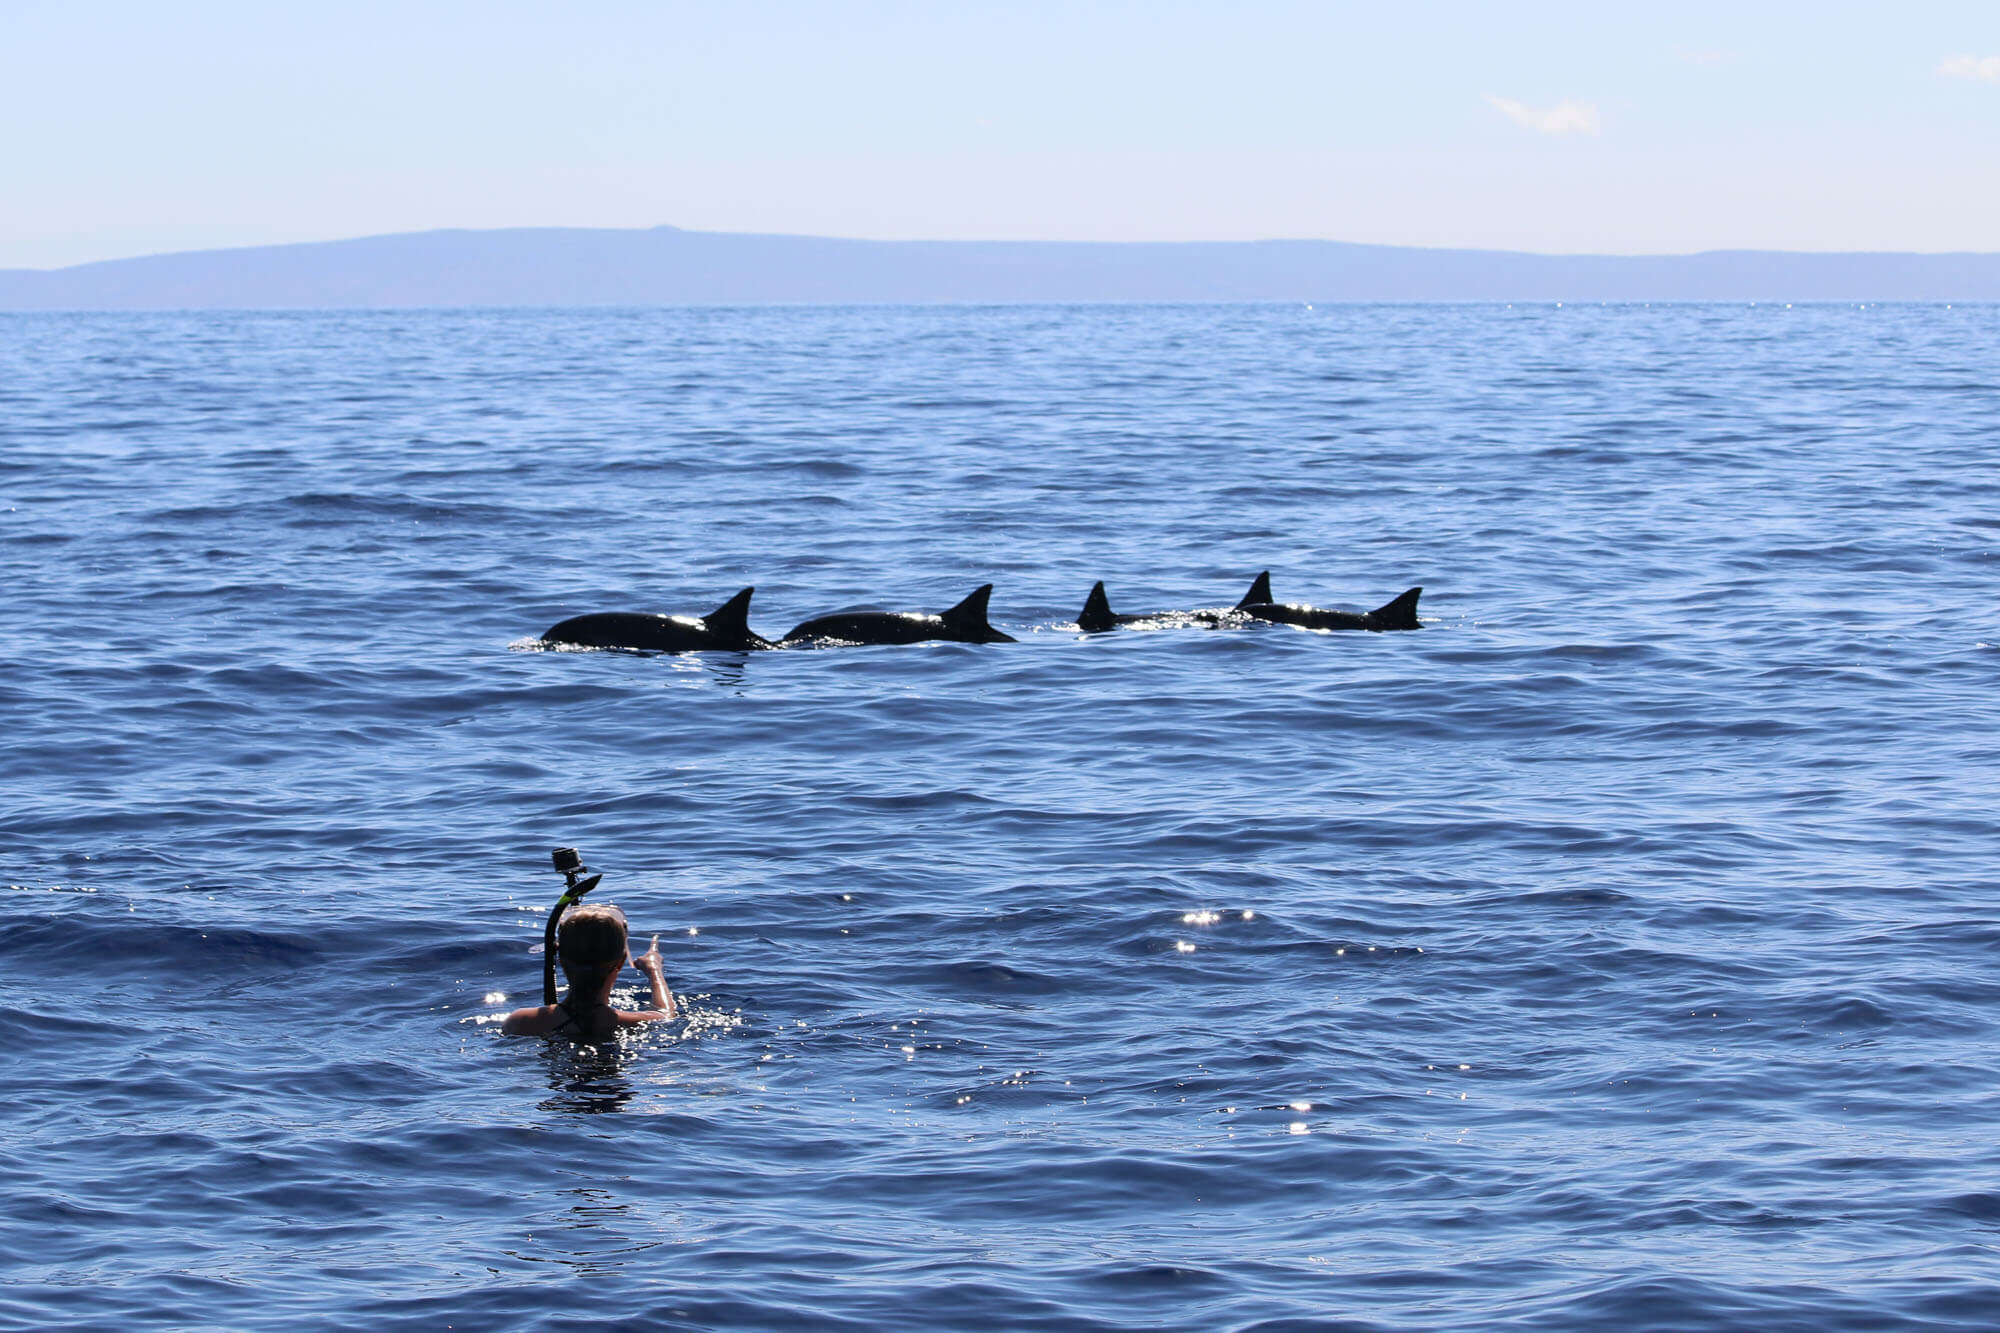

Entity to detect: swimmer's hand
[636,934,663,973]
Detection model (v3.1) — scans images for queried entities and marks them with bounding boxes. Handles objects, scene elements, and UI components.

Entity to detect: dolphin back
[1243,583,1424,632]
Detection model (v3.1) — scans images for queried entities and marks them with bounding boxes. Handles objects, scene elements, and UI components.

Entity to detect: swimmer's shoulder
[500,1004,565,1036]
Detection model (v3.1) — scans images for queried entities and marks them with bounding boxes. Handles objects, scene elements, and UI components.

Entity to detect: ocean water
[2,303,1997,1332]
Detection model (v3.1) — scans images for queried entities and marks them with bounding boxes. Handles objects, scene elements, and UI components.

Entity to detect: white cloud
[1485,96,1601,136]
[1938,55,2000,82]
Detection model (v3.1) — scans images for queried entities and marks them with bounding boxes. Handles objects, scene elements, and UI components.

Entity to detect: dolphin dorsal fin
[1235,571,1273,608]
[1078,581,1115,632]
[941,583,996,629]
[1368,586,1422,630]
[702,586,756,635]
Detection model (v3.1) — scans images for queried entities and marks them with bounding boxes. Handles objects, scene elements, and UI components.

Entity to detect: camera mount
[541,847,605,1005]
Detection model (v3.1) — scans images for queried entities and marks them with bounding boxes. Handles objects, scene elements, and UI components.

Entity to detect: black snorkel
[542,846,604,1005]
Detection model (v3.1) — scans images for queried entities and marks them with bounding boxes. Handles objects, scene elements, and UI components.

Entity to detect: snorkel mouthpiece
[542,847,605,1005]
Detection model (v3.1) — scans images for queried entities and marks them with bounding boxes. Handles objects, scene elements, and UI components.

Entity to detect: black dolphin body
[783,584,1016,646]
[1076,573,1273,632]
[1239,575,1422,632]
[542,587,774,652]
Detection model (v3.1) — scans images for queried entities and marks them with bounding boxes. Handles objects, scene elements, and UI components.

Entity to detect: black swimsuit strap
[552,999,611,1038]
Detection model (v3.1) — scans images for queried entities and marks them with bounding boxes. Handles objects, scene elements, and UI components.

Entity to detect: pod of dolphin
[539,573,1423,652]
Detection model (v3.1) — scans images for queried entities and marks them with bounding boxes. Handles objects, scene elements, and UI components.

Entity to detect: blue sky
[3,1,1997,268]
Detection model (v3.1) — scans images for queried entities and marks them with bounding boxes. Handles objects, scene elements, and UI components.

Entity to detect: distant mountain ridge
[4,224,1998,308]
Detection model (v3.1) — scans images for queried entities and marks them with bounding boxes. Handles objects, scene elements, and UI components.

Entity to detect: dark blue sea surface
[3,304,1998,1331]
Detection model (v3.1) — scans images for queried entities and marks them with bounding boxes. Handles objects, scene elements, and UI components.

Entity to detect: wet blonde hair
[557,903,628,994]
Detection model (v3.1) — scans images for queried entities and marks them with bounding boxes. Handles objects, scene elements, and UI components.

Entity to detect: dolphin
[542,587,774,652]
[1238,575,1422,632]
[782,584,1016,646]
[1075,573,1273,632]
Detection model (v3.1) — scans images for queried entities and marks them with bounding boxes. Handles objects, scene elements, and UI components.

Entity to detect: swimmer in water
[502,902,676,1039]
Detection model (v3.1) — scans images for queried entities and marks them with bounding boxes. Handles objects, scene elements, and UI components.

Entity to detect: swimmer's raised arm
[623,933,676,1023]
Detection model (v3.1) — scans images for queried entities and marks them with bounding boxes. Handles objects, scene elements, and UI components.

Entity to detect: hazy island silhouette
[4,224,1998,309]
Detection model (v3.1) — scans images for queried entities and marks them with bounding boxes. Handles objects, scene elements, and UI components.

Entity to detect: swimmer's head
[557,902,629,992]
